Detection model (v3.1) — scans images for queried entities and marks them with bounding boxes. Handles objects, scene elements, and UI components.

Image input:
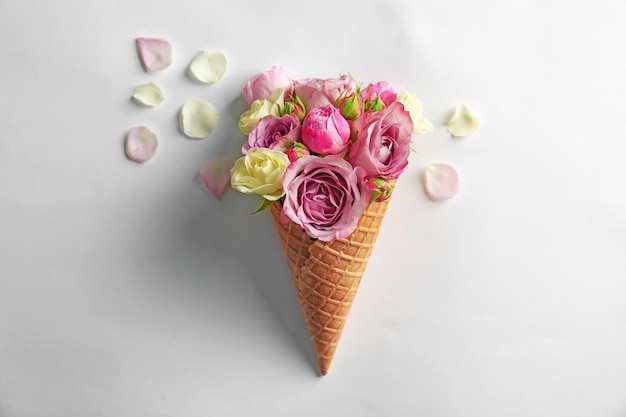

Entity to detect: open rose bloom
[229,67,431,376]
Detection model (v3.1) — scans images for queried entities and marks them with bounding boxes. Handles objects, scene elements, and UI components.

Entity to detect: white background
[1,0,625,416]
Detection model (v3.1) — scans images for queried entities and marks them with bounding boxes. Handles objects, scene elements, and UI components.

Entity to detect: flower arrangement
[126,42,467,373]
[230,66,432,241]
[228,66,431,375]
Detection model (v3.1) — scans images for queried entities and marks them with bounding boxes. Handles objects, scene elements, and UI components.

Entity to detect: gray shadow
[145,95,319,375]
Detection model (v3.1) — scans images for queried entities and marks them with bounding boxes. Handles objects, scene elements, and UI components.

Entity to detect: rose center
[303,177,346,225]
[378,135,393,165]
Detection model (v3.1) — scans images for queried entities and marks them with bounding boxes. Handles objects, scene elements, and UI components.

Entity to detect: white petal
[135,37,172,72]
[132,82,165,107]
[200,157,232,201]
[397,89,433,134]
[423,163,461,200]
[125,126,158,163]
[187,50,227,84]
[446,104,480,137]
[178,99,220,139]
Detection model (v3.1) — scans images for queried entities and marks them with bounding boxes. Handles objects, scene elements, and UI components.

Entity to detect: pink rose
[348,102,414,179]
[242,113,301,155]
[293,74,356,111]
[281,155,371,242]
[301,105,350,155]
[361,81,397,108]
[241,66,293,106]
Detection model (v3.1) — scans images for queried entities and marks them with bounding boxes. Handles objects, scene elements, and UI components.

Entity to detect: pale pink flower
[241,66,293,106]
[293,74,356,111]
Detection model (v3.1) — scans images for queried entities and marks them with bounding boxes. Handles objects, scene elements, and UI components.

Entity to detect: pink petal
[125,126,158,163]
[135,37,172,72]
[200,157,232,201]
[423,163,461,200]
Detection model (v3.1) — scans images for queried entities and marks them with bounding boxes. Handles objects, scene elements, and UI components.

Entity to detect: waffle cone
[270,194,392,375]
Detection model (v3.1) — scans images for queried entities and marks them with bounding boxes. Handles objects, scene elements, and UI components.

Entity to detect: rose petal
[135,37,172,72]
[132,82,165,107]
[446,104,480,137]
[187,50,227,84]
[423,163,460,200]
[200,157,232,201]
[178,99,220,139]
[396,88,433,134]
[125,126,158,163]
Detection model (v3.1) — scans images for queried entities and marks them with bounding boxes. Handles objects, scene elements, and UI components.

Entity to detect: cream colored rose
[396,89,433,134]
[238,89,285,135]
[230,147,290,201]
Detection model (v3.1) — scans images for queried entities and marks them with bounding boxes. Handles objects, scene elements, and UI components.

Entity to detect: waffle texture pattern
[270,195,391,375]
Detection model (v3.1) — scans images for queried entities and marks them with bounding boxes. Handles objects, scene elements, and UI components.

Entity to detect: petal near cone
[270,186,393,375]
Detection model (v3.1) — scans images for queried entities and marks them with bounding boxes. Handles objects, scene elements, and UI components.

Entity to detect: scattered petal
[200,157,232,201]
[446,104,480,137]
[423,163,460,200]
[132,82,165,107]
[125,126,158,163]
[187,50,228,84]
[135,37,172,72]
[178,99,220,139]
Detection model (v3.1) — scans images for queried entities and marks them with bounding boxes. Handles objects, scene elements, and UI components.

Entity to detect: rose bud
[282,95,306,121]
[336,91,363,120]
[285,141,310,162]
[368,176,394,202]
[367,93,384,112]
[301,105,350,155]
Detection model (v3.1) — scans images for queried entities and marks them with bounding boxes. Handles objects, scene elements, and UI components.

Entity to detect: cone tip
[319,362,330,376]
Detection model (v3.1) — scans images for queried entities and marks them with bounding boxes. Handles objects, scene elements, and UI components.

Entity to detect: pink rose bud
[282,95,306,121]
[368,176,394,202]
[286,142,310,162]
[336,91,363,120]
[301,105,350,155]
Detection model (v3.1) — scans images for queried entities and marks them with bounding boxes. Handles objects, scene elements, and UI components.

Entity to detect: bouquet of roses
[229,66,431,375]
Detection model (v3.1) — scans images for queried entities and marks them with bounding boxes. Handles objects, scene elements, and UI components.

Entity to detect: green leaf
[253,198,274,213]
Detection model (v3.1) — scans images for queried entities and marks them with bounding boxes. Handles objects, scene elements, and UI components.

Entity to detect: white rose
[230,147,290,201]
[396,88,433,134]
[238,89,284,135]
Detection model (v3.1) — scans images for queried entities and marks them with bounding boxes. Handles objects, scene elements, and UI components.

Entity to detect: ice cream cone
[270,194,392,375]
